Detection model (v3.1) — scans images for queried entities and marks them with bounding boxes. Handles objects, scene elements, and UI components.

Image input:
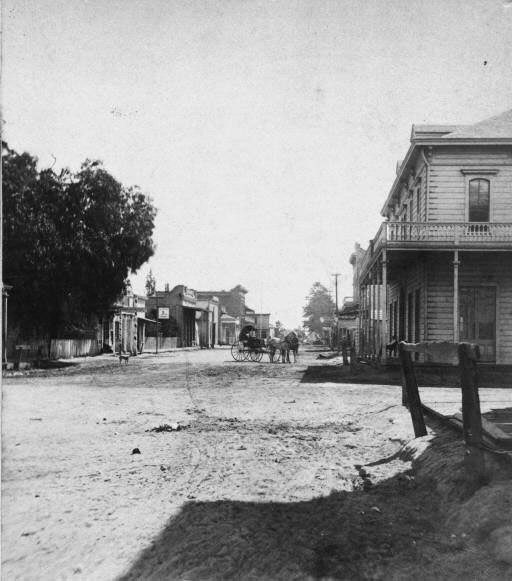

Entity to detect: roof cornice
[417,137,512,145]
[380,142,416,216]
[380,138,512,216]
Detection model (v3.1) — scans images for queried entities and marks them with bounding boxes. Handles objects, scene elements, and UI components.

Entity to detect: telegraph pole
[332,273,341,352]
[155,293,159,354]
[332,273,340,315]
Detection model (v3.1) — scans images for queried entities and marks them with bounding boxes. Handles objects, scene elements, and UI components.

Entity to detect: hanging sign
[158,307,170,319]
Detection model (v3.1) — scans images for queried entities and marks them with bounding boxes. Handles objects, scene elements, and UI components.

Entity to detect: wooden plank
[458,342,487,486]
[398,342,427,437]
[401,341,459,363]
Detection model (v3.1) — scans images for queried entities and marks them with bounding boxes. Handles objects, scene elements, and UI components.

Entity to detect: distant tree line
[303,282,335,335]
[2,142,157,339]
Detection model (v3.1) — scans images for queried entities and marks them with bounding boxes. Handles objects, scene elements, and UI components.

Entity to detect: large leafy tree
[2,142,157,338]
[303,282,335,334]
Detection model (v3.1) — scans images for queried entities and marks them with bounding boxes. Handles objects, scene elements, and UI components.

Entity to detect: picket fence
[49,339,101,359]
[143,337,178,351]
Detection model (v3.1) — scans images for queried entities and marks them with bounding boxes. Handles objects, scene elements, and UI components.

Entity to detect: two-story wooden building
[146,285,205,348]
[198,285,250,345]
[102,289,152,354]
[357,109,512,364]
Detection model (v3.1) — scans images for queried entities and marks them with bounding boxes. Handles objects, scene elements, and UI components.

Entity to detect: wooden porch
[357,222,512,363]
[419,386,512,449]
[397,341,512,464]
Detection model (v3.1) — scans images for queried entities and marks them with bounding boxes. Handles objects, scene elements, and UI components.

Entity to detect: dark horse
[268,332,299,363]
[284,331,299,363]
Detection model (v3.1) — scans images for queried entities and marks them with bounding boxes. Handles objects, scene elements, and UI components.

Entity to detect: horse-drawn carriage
[230,326,299,363]
[230,325,266,362]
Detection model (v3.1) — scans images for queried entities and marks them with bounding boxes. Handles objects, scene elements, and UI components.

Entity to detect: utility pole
[332,273,341,352]
[155,293,159,355]
[332,273,341,315]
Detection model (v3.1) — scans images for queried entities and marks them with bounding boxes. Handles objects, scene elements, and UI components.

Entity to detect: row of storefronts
[101,284,273,353]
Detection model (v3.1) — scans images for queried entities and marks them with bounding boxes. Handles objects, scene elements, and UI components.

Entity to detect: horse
[284,331,299,362]
[267,337,290,363]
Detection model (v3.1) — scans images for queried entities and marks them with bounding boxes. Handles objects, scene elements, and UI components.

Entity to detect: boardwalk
[419,386,512,448]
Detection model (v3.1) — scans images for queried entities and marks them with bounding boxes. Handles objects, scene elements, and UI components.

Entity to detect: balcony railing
[359,222,512,277]
[384,221,512,244]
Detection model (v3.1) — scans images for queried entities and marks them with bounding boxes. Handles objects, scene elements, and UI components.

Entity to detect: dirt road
[2,348,511,580]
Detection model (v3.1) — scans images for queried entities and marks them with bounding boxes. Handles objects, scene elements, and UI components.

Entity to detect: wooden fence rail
[399,340,486,486]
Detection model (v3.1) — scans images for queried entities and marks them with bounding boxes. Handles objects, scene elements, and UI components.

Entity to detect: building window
[468,178,490,222]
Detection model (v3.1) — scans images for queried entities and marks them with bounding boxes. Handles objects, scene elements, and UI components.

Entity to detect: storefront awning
[220,314,238,324]
[137,315,157,323]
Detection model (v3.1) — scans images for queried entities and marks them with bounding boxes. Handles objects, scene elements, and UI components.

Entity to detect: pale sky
[3,0,512,327]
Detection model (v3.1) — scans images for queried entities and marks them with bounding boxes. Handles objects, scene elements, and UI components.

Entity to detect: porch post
[3,287,8,365]
[370,271,374,356]
[359,283,364,355]
[381,249,388,360]
[361,281,366,356]
[376,267,381,358]
[366,279,370,356]
[453,250,460,343]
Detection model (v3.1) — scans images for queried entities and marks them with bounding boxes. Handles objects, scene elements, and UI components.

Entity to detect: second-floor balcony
[376,221,512,247]
[360,221,512,276]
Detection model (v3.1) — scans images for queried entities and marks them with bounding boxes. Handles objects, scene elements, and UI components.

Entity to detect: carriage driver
[240,325,260,348]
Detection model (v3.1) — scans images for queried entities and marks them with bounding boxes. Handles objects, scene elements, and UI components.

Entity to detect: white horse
[267,337,291,363]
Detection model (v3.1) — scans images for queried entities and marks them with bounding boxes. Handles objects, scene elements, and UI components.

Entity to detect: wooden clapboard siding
[428,146,512,222]
[386,261,425,344]
[459,253,512,363]
[389,252,512,363]
[493,167,512,219]
[431,146,511,165]
[425,255,453,342]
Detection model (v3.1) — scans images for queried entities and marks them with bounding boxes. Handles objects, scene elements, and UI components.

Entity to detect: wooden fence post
[398,341,427,437]
[458,342,486,486]
[340,345,346,366]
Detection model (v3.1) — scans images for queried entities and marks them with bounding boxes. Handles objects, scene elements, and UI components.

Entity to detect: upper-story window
[468,178,490,222]
[415,181,421,220]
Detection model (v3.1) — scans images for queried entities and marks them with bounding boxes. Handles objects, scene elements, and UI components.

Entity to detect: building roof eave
[380,142,416,216]
[380,135,512,216]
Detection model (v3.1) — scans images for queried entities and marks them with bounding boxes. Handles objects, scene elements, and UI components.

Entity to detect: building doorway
[459,286,496,361]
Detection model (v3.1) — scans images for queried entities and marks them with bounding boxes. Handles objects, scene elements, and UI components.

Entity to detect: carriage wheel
[249,349,263,362]
[231,341,247,362]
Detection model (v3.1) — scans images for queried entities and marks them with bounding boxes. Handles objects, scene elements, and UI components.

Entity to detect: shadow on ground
[301,362,512,388]
[118,424,512,581]
[301,364,403,386]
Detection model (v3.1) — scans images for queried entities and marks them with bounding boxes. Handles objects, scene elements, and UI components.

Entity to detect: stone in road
[2,348,507,580]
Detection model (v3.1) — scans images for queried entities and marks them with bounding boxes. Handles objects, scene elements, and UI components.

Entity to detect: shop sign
[158,307,170,319]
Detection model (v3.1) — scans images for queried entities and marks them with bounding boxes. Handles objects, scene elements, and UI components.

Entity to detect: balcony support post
[453,250,460,343]
[364,280,369,358]
[363,278,368,357]
[358,283,364,356]
[376,263,381,359]
[381,249,388,361]
[371,270,376,357]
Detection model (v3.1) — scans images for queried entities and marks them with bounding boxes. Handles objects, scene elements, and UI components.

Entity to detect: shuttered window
[468,178,490,222]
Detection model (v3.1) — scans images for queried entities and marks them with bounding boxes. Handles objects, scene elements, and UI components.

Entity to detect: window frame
[468,178,490,223]
[460,168,498,223]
